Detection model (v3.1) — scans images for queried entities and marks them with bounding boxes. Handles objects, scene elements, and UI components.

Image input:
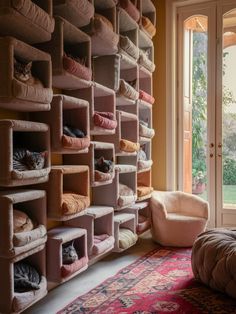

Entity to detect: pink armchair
[150,191,209,247]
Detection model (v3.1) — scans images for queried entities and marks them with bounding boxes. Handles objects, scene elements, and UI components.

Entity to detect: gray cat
[62,241,79,265]
[14,262,41,292]
[95,156,114,173]
[13,148,47,171]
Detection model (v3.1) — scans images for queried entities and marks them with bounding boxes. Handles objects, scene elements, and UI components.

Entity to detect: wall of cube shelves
[0,0,156,312]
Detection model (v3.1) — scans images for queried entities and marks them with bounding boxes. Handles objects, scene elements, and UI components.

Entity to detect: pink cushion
[119,0,140,22]
[93,112,117,130]
[62,135,90,150]
[61,256,88,278]
[139,90,155,104]
[94,170,114,182]
[63,54,92,81]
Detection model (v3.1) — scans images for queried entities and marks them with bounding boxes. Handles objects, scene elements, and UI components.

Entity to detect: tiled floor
[24,231,157,314]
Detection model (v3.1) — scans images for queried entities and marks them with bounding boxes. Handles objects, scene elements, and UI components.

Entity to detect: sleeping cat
[95,157,114,173]
[14,57,44,87]
[62,241,78,265]
[13,148,47,171]
[14,262,41,292]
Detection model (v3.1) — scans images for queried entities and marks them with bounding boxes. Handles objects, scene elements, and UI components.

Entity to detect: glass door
[177,3,216,228]
[216,3,236,227]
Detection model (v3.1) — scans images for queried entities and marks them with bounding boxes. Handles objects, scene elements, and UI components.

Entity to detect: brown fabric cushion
[13,209,34,233]
[13,224,46,247]
[93,112,117,130]
[94,170,114,182]
[119,0,140,22]
[137,186,154,197]
[94,13,113,30]
[120,139,140,153]
[61,256,88,278]
[63,54,92,81]
[11,0,54,33]
[191,228,236,299]
[12,79,53,104]
[62,192,90,215]
[62,135,90,150]
[142,16,156,38]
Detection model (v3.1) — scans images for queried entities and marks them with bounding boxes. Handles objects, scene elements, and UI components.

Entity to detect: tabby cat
[13,148,47,171]
[63,125,86,138]
[14,57,44,87]
[95,156,114,173]
[62,241,78,265]
[14,262,41,292]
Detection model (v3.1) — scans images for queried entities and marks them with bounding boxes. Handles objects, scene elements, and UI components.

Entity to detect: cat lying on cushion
[62,241,78,265]
[63,125,86,138]
[14,262,41,292]
[13,148,47,171]
[13,209,34,233]
[14,57,44,87]
[95,156,114,173]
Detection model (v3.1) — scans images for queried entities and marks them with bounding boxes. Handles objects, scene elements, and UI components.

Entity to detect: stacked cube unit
[0,0,156,311]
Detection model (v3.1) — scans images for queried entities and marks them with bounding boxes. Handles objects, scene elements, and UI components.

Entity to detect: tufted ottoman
[191,228,236,299]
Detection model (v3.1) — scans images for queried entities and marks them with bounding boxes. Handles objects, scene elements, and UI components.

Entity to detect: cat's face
[62,241,78,265]
[24,151,47,170]
[14,58,32,82]
[96,157,113,173]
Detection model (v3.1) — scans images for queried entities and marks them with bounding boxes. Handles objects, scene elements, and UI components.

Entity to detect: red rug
[57,247,236,313]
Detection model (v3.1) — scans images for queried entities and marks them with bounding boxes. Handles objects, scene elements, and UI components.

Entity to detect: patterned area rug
[57,247,236,314]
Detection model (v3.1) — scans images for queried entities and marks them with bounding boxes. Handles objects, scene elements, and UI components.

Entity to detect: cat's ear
[25,150,31,157]
[98,156,104,165]
[25,61,33,71]
[14,57,18,65]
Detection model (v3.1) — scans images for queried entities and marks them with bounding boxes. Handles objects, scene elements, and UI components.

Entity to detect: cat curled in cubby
[14,57,44,87]
[63,125,86,138]
[13,148,47,171]
[14,262,41,292]
[62,241,79,265]
[95,156,114,173]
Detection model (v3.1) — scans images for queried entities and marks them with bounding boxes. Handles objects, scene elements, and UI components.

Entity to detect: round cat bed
[191,228,236,299]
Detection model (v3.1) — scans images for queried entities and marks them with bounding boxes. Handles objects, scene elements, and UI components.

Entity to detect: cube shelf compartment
[139,66,153,96]
[37,16,92,90]
[95,110,139,156]
[0,1,54,44]
[94,0,117,33]
[124,201,151,234]
[137,169,153,201]
[31,94,90,154]
[63,141,115,187]
[113,212,138,252]
[0,248,47,314]
[137,141,153,173]
[0,190,47,259]
[64,83,116,136]
[93,165,137,211]
[0,37,53,112]
[43,166,90,221]
[47,227,88,283]
[139,0,156,37]
[53,0,94,28]
[65,206,114,265]
[0,119,51,187]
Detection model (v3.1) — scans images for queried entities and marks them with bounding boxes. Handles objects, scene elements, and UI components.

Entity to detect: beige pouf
[191,228,236,299]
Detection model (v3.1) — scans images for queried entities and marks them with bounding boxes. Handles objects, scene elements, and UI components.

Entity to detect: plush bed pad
[139,123,155,138]
[119,228,138,249]
[13,224,46,247]
[119,0,140,22]
[119,36,139,60]
[94,170,114,182]
[62,135,90,150]
[138,159,153,171]
[120,139,140,153]
[11,0,55,33]
[142,16,156,38]
[118,79,139,100]
[139,90,155,104]
[137,186,153,197]
[61,256,88,278]
[62,193,90,215]
[63,54,92,81]
[93,112,117,130]
[12,79,53,104]
[137,215,150,233]
[92,235,115,255]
